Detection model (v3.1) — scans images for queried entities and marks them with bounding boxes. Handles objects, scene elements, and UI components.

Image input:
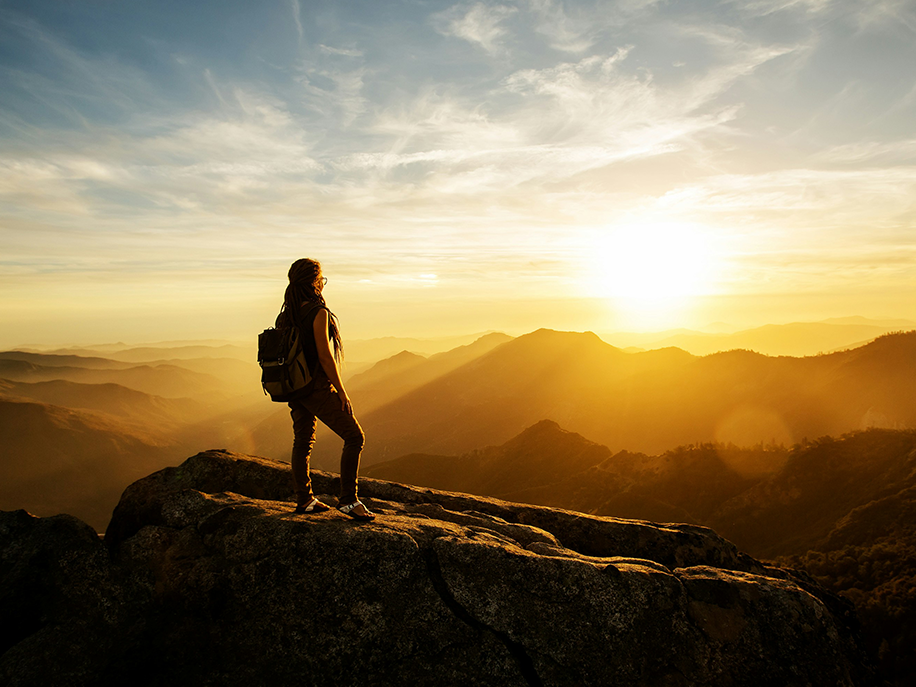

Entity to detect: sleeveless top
[277,302,325,376]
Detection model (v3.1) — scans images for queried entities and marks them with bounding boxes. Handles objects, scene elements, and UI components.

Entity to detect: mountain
[346,350,427,404]
[344,331,504,362]
[602,317,916,357]
[0,450,873,686]
[653,321,904,357]
[345,328,625,464]
[132,356,262,397]
[0,378,203,427]
[349,329,916,465]
[708,430,916,557]
[0,399,183,529]
[0,351,132,369]
[368,420,916,561]
[822,316,916,328]
[36,342,254,362]
[347,332,513,412]
[365,419,612,498]
[366,421,787,523]
[95,343,253,363]
[0,356,230,400]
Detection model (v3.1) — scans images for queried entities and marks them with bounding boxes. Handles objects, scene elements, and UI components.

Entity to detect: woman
[277,258,374,521]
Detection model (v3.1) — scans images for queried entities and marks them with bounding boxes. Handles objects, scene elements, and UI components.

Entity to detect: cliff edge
[1,449,875,686]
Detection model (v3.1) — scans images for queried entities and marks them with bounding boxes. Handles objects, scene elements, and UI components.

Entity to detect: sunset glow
[0,0,914,346]
[586,221,719,324]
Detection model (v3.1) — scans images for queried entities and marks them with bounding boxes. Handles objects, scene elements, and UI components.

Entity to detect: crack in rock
[422,543,545,687]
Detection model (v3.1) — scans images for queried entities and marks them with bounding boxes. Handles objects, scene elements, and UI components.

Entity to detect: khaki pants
[288,371,364,505]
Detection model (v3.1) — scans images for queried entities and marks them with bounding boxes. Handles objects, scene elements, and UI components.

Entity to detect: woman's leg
[289,399,318,505]
[310,385,365,504]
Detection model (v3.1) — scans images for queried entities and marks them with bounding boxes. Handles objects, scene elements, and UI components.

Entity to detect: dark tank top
[277,302,325,376]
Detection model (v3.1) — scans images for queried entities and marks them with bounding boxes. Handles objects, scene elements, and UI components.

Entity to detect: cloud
[852,0,916,33]
[656,166,916,239]
[293,43,369,128]
[525,0,603,52]
[318,44,363,57]
[3,0,916,339]
[289,0,304,47]
[0,83,325,227]
[432,2,518,54]
[812,139,916,165]
[733,0,916,34]
[730,0,834,16]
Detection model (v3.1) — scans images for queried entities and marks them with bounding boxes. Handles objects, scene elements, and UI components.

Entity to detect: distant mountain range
[4,325,916,525]
[20,342,254,362]
[601,316,916,357]
[345,332,513,413]
[345,329,916,466]
[0,344,267,528]
[0,378,202,427]
[0,399,183,528]
[0,354,259,400]
[343,331,506,362]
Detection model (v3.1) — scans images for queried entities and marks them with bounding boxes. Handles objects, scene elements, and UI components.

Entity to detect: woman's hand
[340,393,353,415]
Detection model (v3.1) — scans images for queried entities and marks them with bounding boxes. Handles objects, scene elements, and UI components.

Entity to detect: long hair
[279,258,343,362]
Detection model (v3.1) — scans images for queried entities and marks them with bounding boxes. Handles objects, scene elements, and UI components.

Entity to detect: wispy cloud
[657,166,916,244]
[318,44,363,57]
[289,0,304,47]
[432,2,518,54]
[812,140,916,165]
[851,0,916,33]
[527,0,599,52]
[730,0,834,17]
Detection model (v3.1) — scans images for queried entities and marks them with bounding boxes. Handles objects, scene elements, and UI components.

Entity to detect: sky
[1,0,915,347]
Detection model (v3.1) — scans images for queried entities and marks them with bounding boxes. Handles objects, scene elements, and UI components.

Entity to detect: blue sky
[1,0,915,345]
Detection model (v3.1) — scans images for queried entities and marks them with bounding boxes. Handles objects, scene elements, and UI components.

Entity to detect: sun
[586,221,718,327]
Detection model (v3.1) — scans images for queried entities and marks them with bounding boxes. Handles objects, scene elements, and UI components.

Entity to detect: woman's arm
[312,308,352,414]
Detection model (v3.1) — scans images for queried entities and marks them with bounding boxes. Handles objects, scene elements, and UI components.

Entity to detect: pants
[288,371,365,505]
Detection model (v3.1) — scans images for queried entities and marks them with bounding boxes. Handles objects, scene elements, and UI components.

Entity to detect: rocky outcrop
[1,450,875,686]
[0,510,123,683]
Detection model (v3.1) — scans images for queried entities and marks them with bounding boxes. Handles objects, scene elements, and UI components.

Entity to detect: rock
[0,510,122,686]
[1,449,876,686]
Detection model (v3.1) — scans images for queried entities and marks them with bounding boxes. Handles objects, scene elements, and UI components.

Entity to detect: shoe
[337,500,375,521]
[294,497,331,514]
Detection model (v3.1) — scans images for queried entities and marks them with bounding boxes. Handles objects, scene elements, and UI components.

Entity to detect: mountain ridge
[345,329,916,465]
[0,398,183,528]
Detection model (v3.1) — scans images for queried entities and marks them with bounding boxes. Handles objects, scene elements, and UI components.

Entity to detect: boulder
[1,449,876,686]
[0,510,122,685]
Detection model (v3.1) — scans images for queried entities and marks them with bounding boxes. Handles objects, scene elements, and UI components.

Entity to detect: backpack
[257,304,320,402]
